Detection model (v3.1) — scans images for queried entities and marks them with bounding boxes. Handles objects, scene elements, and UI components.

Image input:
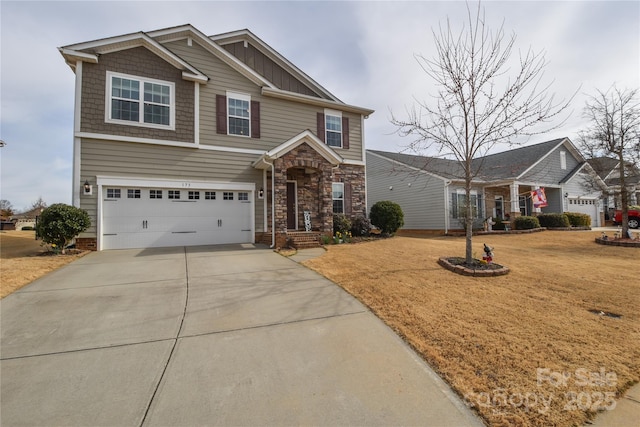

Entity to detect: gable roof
[369,137,584,182]
[367,150,464,181]
[253,130,343,169]
[211,29,339,102]
[59,24,374,116]
[59,30,209,83]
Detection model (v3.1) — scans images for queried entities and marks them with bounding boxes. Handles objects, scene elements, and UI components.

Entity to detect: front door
[286,182,297,230]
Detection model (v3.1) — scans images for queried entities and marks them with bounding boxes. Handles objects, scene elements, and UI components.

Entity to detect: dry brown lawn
[303,231,639,427]
[0,231,86,298]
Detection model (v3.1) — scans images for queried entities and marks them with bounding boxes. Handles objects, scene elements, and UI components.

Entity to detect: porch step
[288,232,322,249]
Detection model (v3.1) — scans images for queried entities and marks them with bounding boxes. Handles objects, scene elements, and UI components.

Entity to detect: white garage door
[567,198,598,226]
[101,187,252,250]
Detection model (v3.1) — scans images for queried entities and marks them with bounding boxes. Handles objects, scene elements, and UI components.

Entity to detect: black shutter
[251,100,260,138]
[317,112,325,142]
[342,117,349,149]
[216,95,227,134]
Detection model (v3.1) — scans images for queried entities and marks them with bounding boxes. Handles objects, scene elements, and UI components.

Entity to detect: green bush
[514,216,540,230]
[350,215,372,237]
[491,217,507,230]
[537,213,570,228]
[565,212,591,227]
[333,213,352,235]
[370,201,404,235]
[21,226,35,231]
[36,203,90,254]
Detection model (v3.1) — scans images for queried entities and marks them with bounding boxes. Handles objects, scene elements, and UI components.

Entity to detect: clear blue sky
[1,0,638,211]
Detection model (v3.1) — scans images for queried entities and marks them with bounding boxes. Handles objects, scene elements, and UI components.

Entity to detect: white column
[510,183,520,215]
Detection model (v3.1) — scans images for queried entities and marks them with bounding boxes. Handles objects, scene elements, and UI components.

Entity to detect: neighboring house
[587,157,640,218]
[367,138,607,232]
[59,24,373,250]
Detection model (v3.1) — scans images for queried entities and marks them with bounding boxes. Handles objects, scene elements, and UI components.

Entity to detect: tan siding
[80,139,265,238]
[222,42,321,98]
[163,39,365,162]
[80,47,194,142]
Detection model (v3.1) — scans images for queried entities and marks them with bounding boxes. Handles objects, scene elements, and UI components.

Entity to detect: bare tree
[1,199,14,218]
[392,2,573,264]
[579,86,640,236]
[29,196,47,213]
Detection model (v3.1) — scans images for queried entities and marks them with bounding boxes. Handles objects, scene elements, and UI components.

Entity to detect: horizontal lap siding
[164,40,364,162]
[79,139,264,237]
[366,153,446,229]
[522,146,580,183]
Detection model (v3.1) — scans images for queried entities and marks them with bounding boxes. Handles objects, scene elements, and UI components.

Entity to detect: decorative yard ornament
[483,243,494,264]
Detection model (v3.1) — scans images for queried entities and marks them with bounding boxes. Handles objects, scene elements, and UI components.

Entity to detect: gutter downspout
[270,161,275,248]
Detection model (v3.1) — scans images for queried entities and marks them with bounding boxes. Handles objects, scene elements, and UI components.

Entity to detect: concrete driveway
[1,244,482,426]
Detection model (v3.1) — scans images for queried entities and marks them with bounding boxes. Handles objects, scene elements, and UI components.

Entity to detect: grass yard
[303,231,639,427]
[0,231,86,298]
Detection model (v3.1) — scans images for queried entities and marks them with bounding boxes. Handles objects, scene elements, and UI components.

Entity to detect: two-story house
[59,25,373,250]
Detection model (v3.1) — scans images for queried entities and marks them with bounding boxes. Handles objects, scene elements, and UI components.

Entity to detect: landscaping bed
[303,231,639,427]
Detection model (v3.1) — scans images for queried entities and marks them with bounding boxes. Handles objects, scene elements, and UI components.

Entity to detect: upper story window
[560,151,567,170]
[325,110,342,148]
[318,109,349,149]
[106,72,175,130]
[227,92,250,137]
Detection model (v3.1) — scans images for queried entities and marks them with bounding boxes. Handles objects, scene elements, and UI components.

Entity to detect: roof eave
[263,87,374,117]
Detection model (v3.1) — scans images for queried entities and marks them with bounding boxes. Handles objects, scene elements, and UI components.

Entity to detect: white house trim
[75,132,265,155]
[72,61,83,208]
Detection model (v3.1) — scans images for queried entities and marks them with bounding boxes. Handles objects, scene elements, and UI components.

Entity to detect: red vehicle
[613,209,640,229]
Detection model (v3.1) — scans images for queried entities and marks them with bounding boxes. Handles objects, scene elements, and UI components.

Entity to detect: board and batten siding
[366,152,447,230]
[163,39,364,162]
[521,145,580,184]
[79,139,264,237]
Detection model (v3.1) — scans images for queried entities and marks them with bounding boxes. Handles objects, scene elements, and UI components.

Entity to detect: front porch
[252,130,366,248]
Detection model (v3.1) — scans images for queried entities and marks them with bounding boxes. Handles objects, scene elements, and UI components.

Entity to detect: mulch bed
[438,257,510,276]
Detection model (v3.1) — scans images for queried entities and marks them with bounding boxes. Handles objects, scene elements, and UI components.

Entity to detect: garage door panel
[102,186,252,250]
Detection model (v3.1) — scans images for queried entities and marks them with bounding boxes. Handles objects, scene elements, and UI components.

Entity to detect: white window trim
[226,91,251,138]
[105,71,176,131]
[324,108,343,149]
[493,195,504,218]
[332,182,345,214]
[560,151,567,170]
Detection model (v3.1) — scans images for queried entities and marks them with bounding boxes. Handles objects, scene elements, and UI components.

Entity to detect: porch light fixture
[83,180,93,196]
[564,192,569,198]
[258,187,264,199]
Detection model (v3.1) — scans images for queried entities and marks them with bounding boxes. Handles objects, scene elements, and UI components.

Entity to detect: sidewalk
[588,382,640,426]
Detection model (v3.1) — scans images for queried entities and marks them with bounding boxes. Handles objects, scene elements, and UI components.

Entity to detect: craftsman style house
[60,25,373,250]
[367,138,607,232]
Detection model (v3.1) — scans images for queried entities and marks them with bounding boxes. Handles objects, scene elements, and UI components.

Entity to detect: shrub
[21,226,35,231]
[514,216,540,230]
[565,212,591,227]
[36,203,90,254]
[350,215,372,237]
[537,213,570,228]
[333,213,352,235]
[370,201,404,235]
[491,217,507,230]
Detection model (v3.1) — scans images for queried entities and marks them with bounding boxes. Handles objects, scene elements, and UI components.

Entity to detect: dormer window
[106,72,175,130]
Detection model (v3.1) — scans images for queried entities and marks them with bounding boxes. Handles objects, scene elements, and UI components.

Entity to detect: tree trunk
[465,183,473,264]
[618,152,629,237]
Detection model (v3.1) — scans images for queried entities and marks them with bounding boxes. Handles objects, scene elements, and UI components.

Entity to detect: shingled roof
[369,138,569,181]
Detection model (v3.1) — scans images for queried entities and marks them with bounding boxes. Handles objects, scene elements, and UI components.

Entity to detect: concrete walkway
[1,244,483,426]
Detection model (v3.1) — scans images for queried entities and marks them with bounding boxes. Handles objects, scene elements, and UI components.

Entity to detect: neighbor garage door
[567,198,598,227]
[101,187,252,250]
